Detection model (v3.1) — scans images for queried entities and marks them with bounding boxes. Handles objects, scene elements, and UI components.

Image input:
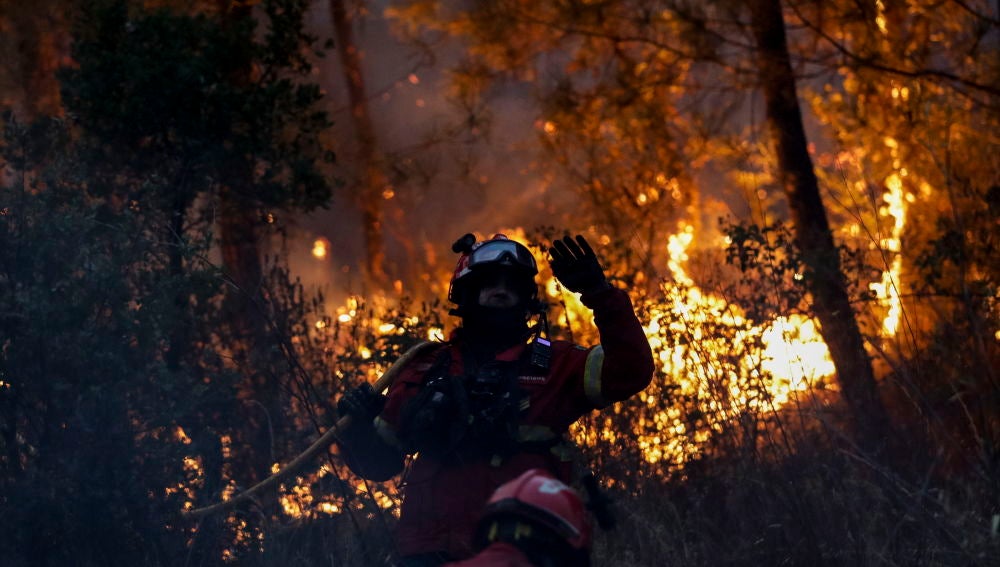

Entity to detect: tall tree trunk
[217,0,279,488]
[330,0,388,285]
[217,0,266,346]
[219,180,280,487]
[749,0,890,451]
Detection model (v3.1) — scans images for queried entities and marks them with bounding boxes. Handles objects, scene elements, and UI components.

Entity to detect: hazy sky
[291,2,578,298]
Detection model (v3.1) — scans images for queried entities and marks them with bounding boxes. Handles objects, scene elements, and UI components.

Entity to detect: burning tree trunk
[330,0,387,285]
[749,0,890,450]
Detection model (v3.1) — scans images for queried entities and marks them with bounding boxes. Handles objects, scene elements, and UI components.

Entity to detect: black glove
[337,383,386,425]
[549,234,610,295]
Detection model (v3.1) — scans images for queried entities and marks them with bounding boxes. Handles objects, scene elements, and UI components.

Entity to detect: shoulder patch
[518,375,549,385]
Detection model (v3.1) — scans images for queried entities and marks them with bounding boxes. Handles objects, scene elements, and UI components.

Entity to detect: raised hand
[549,234,610,295]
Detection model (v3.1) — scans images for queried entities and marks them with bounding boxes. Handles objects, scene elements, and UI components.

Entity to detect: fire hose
[183,340,437,518]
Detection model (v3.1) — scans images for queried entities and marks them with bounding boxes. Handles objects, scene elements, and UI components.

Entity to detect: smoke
[288,1,582,304]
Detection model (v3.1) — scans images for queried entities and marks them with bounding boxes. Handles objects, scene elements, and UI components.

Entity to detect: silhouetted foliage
[0,1,340,564]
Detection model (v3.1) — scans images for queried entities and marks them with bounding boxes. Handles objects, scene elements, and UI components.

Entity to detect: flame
[759,316,836,403]
[221,480,237,502]
[174,216,904,536]
[875,0,888,34]
[354,480,399,513]
[613,223,836,466]
[167,452,204,511]
[312,238,330,259]
[174,426,192,445]
[667,222,695,285]
[867,143,911,337]
[278,478,313,517]
[220,434,232,459]
[224,516,264,560]
[183,456,201,472]
[318,501,341,514]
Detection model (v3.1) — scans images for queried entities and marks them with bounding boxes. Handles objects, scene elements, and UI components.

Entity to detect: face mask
[461,303,529,344]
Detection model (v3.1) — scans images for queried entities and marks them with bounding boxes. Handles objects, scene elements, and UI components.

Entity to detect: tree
[1,1,339,562]
[384,0,999,453]
[748,0,889,447]
[790,0,1000,463]
[386,0,703,282]
[58,0,335,484]
[330,0,390,285]
[0,112,232,565]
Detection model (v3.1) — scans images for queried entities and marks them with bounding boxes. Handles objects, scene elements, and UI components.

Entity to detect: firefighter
[446,468,592,567]
[336,232,653,566]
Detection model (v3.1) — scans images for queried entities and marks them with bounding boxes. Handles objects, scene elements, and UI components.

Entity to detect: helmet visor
[468,240,537,274]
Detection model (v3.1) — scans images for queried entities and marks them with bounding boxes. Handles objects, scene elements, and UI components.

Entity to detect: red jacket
[376,287,653,559]
[444,542,534,567]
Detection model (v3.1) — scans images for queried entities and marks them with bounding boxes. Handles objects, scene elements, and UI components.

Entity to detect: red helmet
[478,468,592,553]
[447,233,538,307]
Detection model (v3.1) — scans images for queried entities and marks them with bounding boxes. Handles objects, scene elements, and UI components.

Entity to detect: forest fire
[169,206,917,557]
[628,223,837,466]
[4,1,995,564]
[176,218,883,529]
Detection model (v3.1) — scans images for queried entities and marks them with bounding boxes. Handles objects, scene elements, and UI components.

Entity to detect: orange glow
[174,426,192,445]
[221,480,236,502]
[354,480,399,513]
[175,221,868,526]
[279,478,313,517]
[612,223,836,466]
[667,222,695,286]
[312,238,330,259]
[875,0,888,34]
[866,138,913,337]
[318,501,341,514]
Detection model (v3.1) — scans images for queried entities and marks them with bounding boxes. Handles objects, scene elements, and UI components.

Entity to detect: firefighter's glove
[549,235,610,295]
[338,383,386,427]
